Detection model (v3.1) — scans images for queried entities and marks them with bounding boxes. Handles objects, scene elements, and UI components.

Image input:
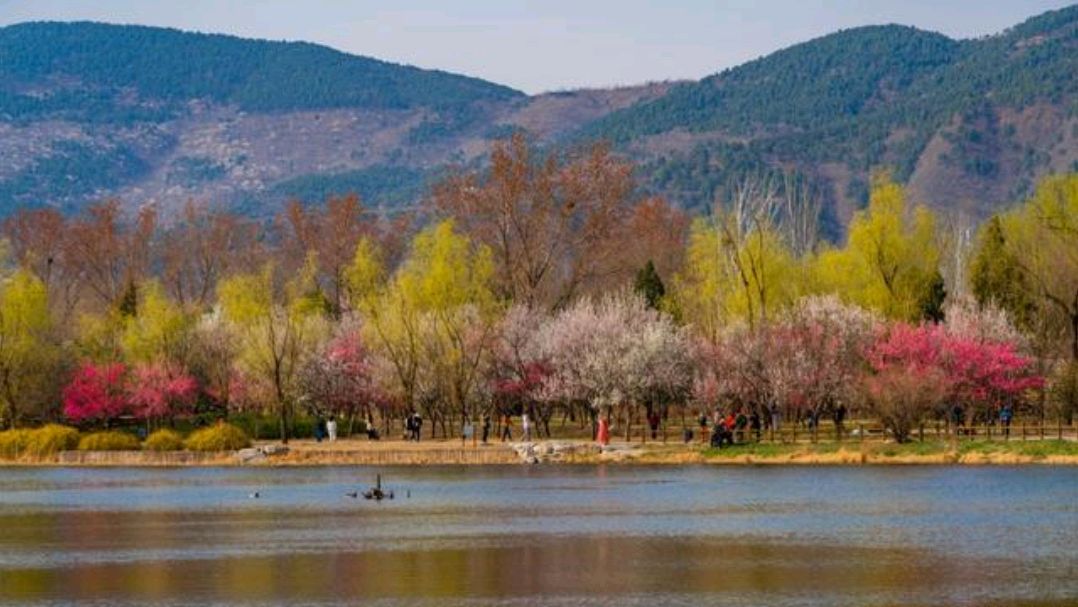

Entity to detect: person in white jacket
[326,418,338,442]
[521,413,532,442]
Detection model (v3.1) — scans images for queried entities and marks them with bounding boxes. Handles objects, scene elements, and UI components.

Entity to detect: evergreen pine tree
[634,260,666,310]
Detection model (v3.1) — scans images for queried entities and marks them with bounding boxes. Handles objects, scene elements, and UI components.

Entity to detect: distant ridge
[0,8,1074,230]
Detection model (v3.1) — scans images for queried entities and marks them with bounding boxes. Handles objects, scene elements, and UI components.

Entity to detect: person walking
[326,418,338,442]
[1000,403,1014,438]
[500,414,513,442]
[952,403,965,437]
[314,416,326,443]
[769,402,782,434]
[833,403,847,440]
[462,418,475,447]
[366,414,380,440]
[481,414,491,444]
[647,410,661,440]
[596,416,610,446]
[413,413,423,442]
[749,410,762,442]
[522,412,533,442]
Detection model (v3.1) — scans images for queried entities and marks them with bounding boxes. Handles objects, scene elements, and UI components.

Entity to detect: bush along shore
[1,421,1077,466]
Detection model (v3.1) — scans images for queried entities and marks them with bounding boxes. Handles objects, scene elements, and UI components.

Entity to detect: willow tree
[814,177,940,321]
[360,220,499,435]
[219,260,327,442]
[121,281,195,366]
[998,174,1078,361]
[671,202,802,339]
[0,271,61,428]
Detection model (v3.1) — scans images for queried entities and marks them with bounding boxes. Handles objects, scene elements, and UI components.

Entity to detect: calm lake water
[0,465,1075,606]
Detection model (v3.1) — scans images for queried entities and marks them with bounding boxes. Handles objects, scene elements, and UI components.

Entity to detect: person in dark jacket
[1000,403,1014,438]
[749,410,762,442]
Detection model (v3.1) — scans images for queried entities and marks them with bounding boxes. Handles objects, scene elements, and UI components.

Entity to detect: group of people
[951,402,1016,437]
[494,413,533,443]
[404,412,424,441]
[313,417,338,442]
[684,403,850,448]
[690,410,754,448]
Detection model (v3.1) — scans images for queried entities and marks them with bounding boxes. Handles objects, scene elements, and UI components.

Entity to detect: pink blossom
[62,362,129,423]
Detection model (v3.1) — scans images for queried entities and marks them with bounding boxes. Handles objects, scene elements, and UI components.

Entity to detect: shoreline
[2,438,1077,466]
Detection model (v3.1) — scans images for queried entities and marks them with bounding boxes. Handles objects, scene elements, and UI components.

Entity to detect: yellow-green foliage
[671,216,804,337]
[122,281,194,363]
[183,423,251,451]
[78,431,141,451]
[0,425,80,459]
[811,177,939,320]
[0,271,60,426]
[0,429,31,458]
[393,219,496,313]
[25,424,80,456]
[345,237,386,305]
[143,428,185,451]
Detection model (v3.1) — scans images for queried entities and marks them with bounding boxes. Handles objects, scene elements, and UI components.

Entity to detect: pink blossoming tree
[62,362,129,425]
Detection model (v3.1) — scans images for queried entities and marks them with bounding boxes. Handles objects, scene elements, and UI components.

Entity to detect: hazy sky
[0,0,1071,93]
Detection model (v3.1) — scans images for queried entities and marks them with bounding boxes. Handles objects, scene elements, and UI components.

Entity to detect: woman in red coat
[596,416,610,446]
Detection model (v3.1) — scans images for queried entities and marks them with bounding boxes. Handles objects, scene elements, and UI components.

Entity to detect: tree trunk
[1070,308,1077,362]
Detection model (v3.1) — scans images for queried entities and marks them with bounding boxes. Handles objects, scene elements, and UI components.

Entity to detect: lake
[0,465,1075,606]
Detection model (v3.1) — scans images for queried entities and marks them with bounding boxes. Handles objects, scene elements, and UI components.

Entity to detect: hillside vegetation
[582,7,1077,213]
[0,9,1074,225]
[0,21,521,121]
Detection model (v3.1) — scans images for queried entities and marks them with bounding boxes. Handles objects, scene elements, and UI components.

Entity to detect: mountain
[0,9,1075,228]
[580,7,1077,228]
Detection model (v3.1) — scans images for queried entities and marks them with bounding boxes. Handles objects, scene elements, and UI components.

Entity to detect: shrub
[0,425,80,459]
[0,429,31,459]
[184,423,251,452]
[78,431,141,451]
[25,424,80,456]
[143,429,184,451]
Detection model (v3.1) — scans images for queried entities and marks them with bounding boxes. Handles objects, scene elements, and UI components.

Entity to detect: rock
[260,444,290,456]
[235,448,266,464]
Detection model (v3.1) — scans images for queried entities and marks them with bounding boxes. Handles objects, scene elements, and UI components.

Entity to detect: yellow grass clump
[143,429,185,451]
[0,424,80,459]
[184,423,251,452]
[78,431,141,451]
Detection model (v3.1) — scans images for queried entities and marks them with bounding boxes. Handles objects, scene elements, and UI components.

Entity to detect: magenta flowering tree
[942,334,1043,419]
[62,362,129,425]
[127,363,199,422]
[863,323,953,441]
[864,321,1043,438]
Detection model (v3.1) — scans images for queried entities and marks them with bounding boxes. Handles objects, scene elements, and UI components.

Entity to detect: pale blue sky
[0,1,1071,93]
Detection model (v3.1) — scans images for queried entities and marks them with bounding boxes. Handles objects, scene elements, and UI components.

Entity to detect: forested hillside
[584,6,1077,222]
[0,21,521,119]
[0,8,1074,228]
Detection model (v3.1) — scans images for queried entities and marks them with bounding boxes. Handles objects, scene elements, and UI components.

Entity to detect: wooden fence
[669,420,1078,445]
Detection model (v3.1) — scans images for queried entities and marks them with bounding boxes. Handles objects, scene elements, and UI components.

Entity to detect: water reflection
[0,465,1075,606]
